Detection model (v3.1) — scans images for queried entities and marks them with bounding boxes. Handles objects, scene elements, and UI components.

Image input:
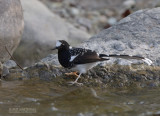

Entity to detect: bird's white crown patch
[56,40,62,47]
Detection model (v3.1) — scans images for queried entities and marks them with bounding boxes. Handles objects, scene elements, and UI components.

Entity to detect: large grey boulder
[14,0,90,66]
[0,0,24,63]
[81,8,160,66]
[0,0,23,76]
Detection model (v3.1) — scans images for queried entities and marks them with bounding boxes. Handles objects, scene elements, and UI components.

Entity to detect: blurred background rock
[13,0,160,66]
[0,0,23,74]
[14,0,90,66]
[40,0,160,34]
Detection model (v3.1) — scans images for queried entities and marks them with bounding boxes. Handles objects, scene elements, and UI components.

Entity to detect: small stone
[98,15,108,24]
[104,9,115,17]
[91,11,101,17]
[68,7,80,17]
[108,17,117,25]
[155,111,160,115]
[123,0,136,9]
[51,106,58,111]
[3,60,17,69]
[77,18,92,30]
[2,66,9,77]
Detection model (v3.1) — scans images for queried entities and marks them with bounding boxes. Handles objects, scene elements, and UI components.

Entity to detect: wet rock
[14,0,90,66]
[2,66,9,77]
[3,60,17,69]
[0,0,24,63]
[2,60,17,77]
[81,8,160,66]
[25,62,69,81]
[4,55,160,88]
[14,63,160,88]
[5,69,27,81]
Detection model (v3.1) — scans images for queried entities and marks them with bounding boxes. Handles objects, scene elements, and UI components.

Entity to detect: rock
[2,66,9,77]
[81,8,160,66]
[68,7,80,17]
[108,17,117,25]
[77,18,92,30]
[8,62,160,88]
[98,15,108,24]
[103,9,115,17]
[3,60,17,69]
[0,62,3,77]
[69,0,124,10]
[14,0,90,66]
[123,0,136,9]
[0,0,24,63]
[40,54,60,66]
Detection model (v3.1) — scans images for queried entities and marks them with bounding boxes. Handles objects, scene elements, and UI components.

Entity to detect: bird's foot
[65,72,78,77]
[68,81,83,86]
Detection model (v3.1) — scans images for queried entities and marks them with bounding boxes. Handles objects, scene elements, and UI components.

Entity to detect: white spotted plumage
[69,47,87,56]
[69,55,79,62]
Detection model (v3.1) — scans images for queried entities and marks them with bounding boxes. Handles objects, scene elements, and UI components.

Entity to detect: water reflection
[0,79,160,116]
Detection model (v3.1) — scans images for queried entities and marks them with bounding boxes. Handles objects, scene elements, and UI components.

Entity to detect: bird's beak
[51,47,57,50]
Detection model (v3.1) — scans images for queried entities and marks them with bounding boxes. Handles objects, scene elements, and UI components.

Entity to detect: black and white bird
[52,40,152,85]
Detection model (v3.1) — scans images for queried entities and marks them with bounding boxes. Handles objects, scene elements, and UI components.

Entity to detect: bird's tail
[99,54,153,65]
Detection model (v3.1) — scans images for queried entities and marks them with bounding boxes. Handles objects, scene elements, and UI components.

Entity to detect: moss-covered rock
[4,63,160,88]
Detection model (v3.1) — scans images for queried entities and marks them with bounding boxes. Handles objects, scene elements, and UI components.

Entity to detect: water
[0,78,160,116]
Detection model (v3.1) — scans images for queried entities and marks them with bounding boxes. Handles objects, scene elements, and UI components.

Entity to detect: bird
[52,40,153,85]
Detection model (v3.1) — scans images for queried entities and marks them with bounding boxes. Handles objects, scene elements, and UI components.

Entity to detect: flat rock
[14,0,90,66]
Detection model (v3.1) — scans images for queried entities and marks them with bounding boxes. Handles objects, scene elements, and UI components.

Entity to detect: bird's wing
[70,48,109,64]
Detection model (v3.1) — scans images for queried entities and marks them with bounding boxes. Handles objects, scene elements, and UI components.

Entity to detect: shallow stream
[0,78,160,116]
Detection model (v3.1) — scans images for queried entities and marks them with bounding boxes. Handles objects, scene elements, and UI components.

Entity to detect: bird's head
[52,40,70,50]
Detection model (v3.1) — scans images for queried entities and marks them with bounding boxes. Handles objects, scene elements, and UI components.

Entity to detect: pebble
[3,60,17,69]
[41,0,160,35]
[77,17,92,30]
[69,7,80,17]
[123,0,136,9]
[108,17,117,25]
[98,15,108,24]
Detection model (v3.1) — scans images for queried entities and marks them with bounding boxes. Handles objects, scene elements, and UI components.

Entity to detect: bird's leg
[65,71,78,77]
[68,73,83,86]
